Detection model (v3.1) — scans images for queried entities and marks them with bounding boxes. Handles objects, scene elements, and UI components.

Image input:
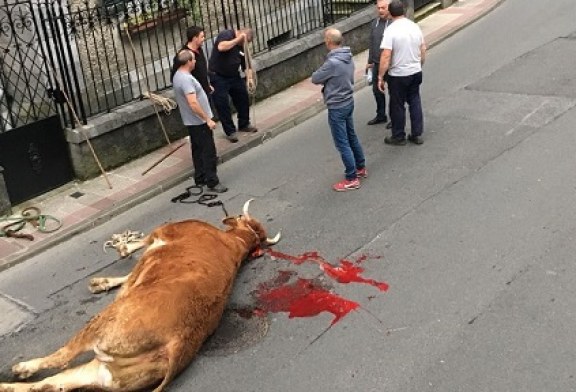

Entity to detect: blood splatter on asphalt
[265,249,388,291]
[251,250,388,326]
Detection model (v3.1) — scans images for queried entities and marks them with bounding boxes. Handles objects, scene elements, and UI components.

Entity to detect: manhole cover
[200,308,269,357]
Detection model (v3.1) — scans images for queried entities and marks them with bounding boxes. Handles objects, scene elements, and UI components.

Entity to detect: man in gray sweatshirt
[311,28,367,192]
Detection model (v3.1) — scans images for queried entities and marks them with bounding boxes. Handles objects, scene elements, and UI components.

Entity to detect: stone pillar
[0,166,12,216]
[405,0,415,20]
[440,0,456,8]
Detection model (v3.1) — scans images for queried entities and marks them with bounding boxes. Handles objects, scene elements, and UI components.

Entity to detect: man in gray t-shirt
[173,50,227,192]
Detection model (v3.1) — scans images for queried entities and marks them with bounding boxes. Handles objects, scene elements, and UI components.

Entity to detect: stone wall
[66,94,187,179]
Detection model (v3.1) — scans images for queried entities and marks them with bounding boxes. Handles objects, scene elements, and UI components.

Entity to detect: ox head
[222,199,281,250]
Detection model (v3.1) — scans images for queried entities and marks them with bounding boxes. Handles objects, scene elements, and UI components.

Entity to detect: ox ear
[222,216,240,228]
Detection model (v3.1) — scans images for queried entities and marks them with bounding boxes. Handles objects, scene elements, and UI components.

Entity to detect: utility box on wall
[0,116,74,205]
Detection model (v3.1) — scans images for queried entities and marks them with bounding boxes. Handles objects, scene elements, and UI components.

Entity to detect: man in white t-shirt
[377,0,427,145]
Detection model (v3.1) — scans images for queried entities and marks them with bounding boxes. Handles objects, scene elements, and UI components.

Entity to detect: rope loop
[171,185,229,217]
[142,91,178,115]
[0,207,62,240]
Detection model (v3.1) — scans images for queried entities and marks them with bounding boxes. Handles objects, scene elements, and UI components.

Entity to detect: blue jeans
[387,71,424,139]
[327,102,365,180]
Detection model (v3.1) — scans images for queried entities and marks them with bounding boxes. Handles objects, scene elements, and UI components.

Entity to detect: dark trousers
[387,71,424,139]
[210,73,250,136]
[371,63,387,121]
[188,123,219,187]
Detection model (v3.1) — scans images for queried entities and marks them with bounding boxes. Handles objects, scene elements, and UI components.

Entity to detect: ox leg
[117,238,148,258]
[12,319,99,379]
[11,344,86,380]
[0,359,110,392]
[89,274,130,293]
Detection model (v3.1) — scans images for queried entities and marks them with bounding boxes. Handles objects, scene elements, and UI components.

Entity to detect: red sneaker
[332,178,361,192]
[356,167,368,178]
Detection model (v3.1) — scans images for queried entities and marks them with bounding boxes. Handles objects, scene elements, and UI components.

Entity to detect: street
[2,0,576,390]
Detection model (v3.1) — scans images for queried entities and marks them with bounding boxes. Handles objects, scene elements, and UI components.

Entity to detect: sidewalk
[0,0,503,271]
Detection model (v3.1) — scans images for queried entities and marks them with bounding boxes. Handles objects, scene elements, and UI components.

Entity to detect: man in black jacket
[366,0,392,128]
[171,26,212,95]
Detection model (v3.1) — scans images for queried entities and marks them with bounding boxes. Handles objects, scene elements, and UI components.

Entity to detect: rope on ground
[103,230,144,253]
[170,185,229,217]
[0,207,62,241]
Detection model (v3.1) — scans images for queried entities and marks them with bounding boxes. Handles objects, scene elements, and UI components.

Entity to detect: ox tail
[150,339,188,392]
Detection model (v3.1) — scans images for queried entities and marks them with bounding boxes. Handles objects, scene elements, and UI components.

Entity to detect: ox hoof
[89,278,109,294]
[12,361,36,379]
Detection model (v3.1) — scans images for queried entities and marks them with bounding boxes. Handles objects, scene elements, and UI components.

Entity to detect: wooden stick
[49,66,113,189]
[125,26,180,176]
[141,142,187,176]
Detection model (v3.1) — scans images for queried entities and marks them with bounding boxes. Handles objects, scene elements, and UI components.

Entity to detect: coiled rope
[142,91,177,115]
[0,207,62,241]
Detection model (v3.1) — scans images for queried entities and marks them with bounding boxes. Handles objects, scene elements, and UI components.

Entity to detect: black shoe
[384,136,407,146]
[239,126,258,133]
[208,183,228,193]
[408,135,424,145]
[226,132,239,143]
[367,117,387,126]
[385,121,392,129]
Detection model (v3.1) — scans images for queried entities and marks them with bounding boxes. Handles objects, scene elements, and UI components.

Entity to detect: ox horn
[266,231,281,245]
[242,198,254,219]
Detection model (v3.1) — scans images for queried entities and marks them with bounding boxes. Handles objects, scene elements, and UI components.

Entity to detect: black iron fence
[0,0,373,133]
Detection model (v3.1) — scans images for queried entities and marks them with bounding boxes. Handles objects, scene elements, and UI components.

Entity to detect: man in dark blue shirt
[209,28,258,143]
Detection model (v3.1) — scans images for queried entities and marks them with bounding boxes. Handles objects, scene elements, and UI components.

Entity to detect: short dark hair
[186,26,204,42]
[388,0,405,17]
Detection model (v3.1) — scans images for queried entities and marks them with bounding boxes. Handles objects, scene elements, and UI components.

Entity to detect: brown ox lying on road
[0,199,280,392]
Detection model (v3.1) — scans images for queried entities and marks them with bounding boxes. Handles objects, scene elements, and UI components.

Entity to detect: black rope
[171,185,229,217]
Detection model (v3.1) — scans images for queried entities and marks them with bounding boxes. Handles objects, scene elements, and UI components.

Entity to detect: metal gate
[0,0,76,203]
[0,115,74,204]
[0,0,84,134]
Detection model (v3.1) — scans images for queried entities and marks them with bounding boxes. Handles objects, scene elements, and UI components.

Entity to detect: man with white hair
[366,0,392,128]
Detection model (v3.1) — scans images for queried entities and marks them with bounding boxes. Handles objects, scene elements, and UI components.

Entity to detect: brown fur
[0,213,273,392]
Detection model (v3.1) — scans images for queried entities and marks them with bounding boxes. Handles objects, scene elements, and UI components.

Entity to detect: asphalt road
[2,0,576,390]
